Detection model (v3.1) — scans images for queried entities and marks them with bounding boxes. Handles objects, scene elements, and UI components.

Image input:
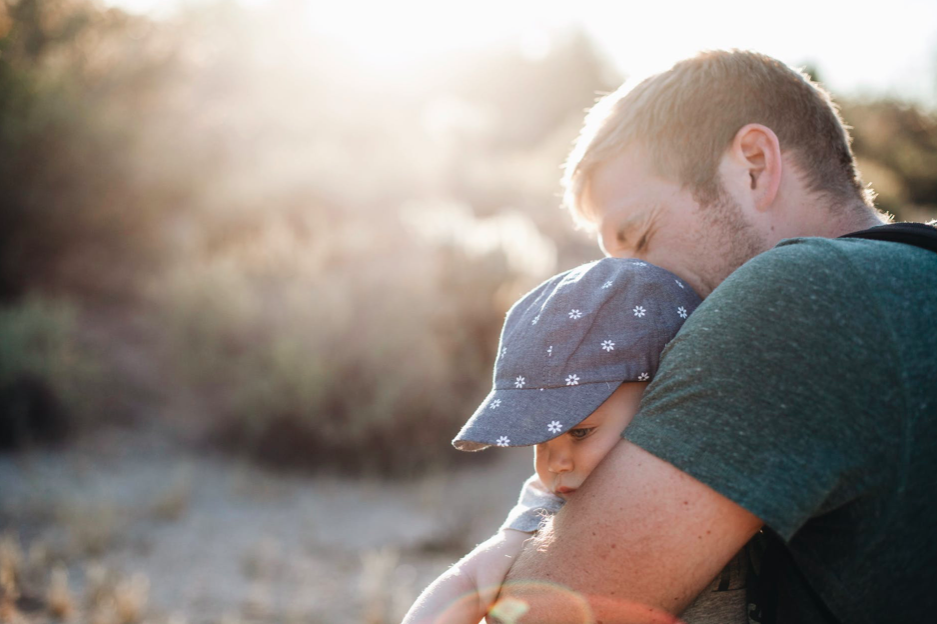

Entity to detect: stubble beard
[697,191,770,295]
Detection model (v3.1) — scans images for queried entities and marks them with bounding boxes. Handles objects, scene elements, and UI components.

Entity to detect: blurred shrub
[149,211,539,475]
[0,0,202,299]
[0,0,609,474]
[4,0,935,476]
[0,297,101,448]
[844,100,937,220]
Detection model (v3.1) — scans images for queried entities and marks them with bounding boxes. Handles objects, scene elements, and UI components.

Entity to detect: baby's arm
[403,474,564,624]
[401,528,529,624]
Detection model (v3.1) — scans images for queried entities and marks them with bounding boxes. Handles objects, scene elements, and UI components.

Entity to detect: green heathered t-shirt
[624,236,937,624]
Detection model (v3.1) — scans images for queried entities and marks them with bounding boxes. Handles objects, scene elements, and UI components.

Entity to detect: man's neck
[780,200,889,242]
[822,203,890,238]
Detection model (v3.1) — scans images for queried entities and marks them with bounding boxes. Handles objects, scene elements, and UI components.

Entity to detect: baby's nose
[548,446,574,473]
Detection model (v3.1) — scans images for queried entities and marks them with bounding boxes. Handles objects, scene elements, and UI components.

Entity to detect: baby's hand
[402,529,530,624]
[470,529,530,612]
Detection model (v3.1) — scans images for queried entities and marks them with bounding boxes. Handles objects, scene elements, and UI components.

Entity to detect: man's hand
[491,440,763,623]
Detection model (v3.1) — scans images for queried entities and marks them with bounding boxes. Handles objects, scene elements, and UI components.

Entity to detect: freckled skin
[500,436,764,622]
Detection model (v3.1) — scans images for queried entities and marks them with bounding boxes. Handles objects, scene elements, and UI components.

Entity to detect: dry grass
[89,602,118,624]
[241,581,272,622]
[24,541,52,589]
[359,547,400,624]
[112,573,149,624]
[0,531,153,623]
[0,532,23,585]
[84,562,112,611]
[47,563,75,619]
[0,599,23,624]
[0,533,23,618]
[81,566,150,624]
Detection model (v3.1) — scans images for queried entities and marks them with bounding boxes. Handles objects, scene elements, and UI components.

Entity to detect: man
[493,50,937,623]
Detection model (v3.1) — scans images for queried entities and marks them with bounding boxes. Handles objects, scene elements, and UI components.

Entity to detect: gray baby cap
[452,258,701,451]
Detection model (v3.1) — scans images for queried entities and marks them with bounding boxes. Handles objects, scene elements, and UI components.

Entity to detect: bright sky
[108,0,937,106]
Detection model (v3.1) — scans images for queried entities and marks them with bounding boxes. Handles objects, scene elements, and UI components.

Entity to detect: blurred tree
[0,0,187,300]
[1,0,933,473]
[449,29,619,150]
[782,61,935,220]
[844,99,937,219]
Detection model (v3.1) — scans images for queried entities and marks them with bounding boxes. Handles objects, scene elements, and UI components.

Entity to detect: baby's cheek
[533,448,550,485]
[581,439,616,477]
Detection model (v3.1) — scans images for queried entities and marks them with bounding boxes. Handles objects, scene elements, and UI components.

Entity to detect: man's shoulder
[672,234,936,361]
[771,232,936,267]
[693,238,855,324]
[707,234,935,307]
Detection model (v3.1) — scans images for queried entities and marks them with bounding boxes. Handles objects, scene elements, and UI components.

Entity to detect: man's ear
[724,123,782,212]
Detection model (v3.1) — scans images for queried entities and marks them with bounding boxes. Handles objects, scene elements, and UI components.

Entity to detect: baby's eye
[568,427,595,441]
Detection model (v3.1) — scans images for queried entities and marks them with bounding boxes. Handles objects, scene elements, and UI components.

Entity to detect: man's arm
[493,439,763,624]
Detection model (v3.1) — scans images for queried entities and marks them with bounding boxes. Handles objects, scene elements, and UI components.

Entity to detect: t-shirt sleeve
[500,473,566,533]
[623,239,902,541]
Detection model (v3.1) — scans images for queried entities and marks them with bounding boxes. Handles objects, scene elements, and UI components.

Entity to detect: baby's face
[534,382,646,498]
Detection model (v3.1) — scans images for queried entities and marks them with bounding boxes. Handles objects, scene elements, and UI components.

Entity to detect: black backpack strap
[750,531,842,624]
[839,221,937,253]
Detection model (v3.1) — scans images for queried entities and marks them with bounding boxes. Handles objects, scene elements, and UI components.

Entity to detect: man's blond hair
[563,50,872,228]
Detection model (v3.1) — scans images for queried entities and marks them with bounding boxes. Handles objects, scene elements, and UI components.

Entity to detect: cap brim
[452,381,621,451]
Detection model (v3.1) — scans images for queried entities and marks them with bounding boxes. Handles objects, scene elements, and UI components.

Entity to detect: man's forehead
[582,173,647,233]
[583,149,660,220]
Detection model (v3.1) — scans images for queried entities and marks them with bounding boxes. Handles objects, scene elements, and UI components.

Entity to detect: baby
[403,257,748,624]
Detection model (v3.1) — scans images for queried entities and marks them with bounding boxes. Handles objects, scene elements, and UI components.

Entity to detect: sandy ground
[0,427,534,623]
[0,301,538,623]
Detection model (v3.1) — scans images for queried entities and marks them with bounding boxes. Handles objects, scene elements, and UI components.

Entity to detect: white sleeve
[499,473,566,533]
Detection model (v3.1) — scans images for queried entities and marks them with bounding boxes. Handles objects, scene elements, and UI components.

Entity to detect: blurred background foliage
[1,0,935,475]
